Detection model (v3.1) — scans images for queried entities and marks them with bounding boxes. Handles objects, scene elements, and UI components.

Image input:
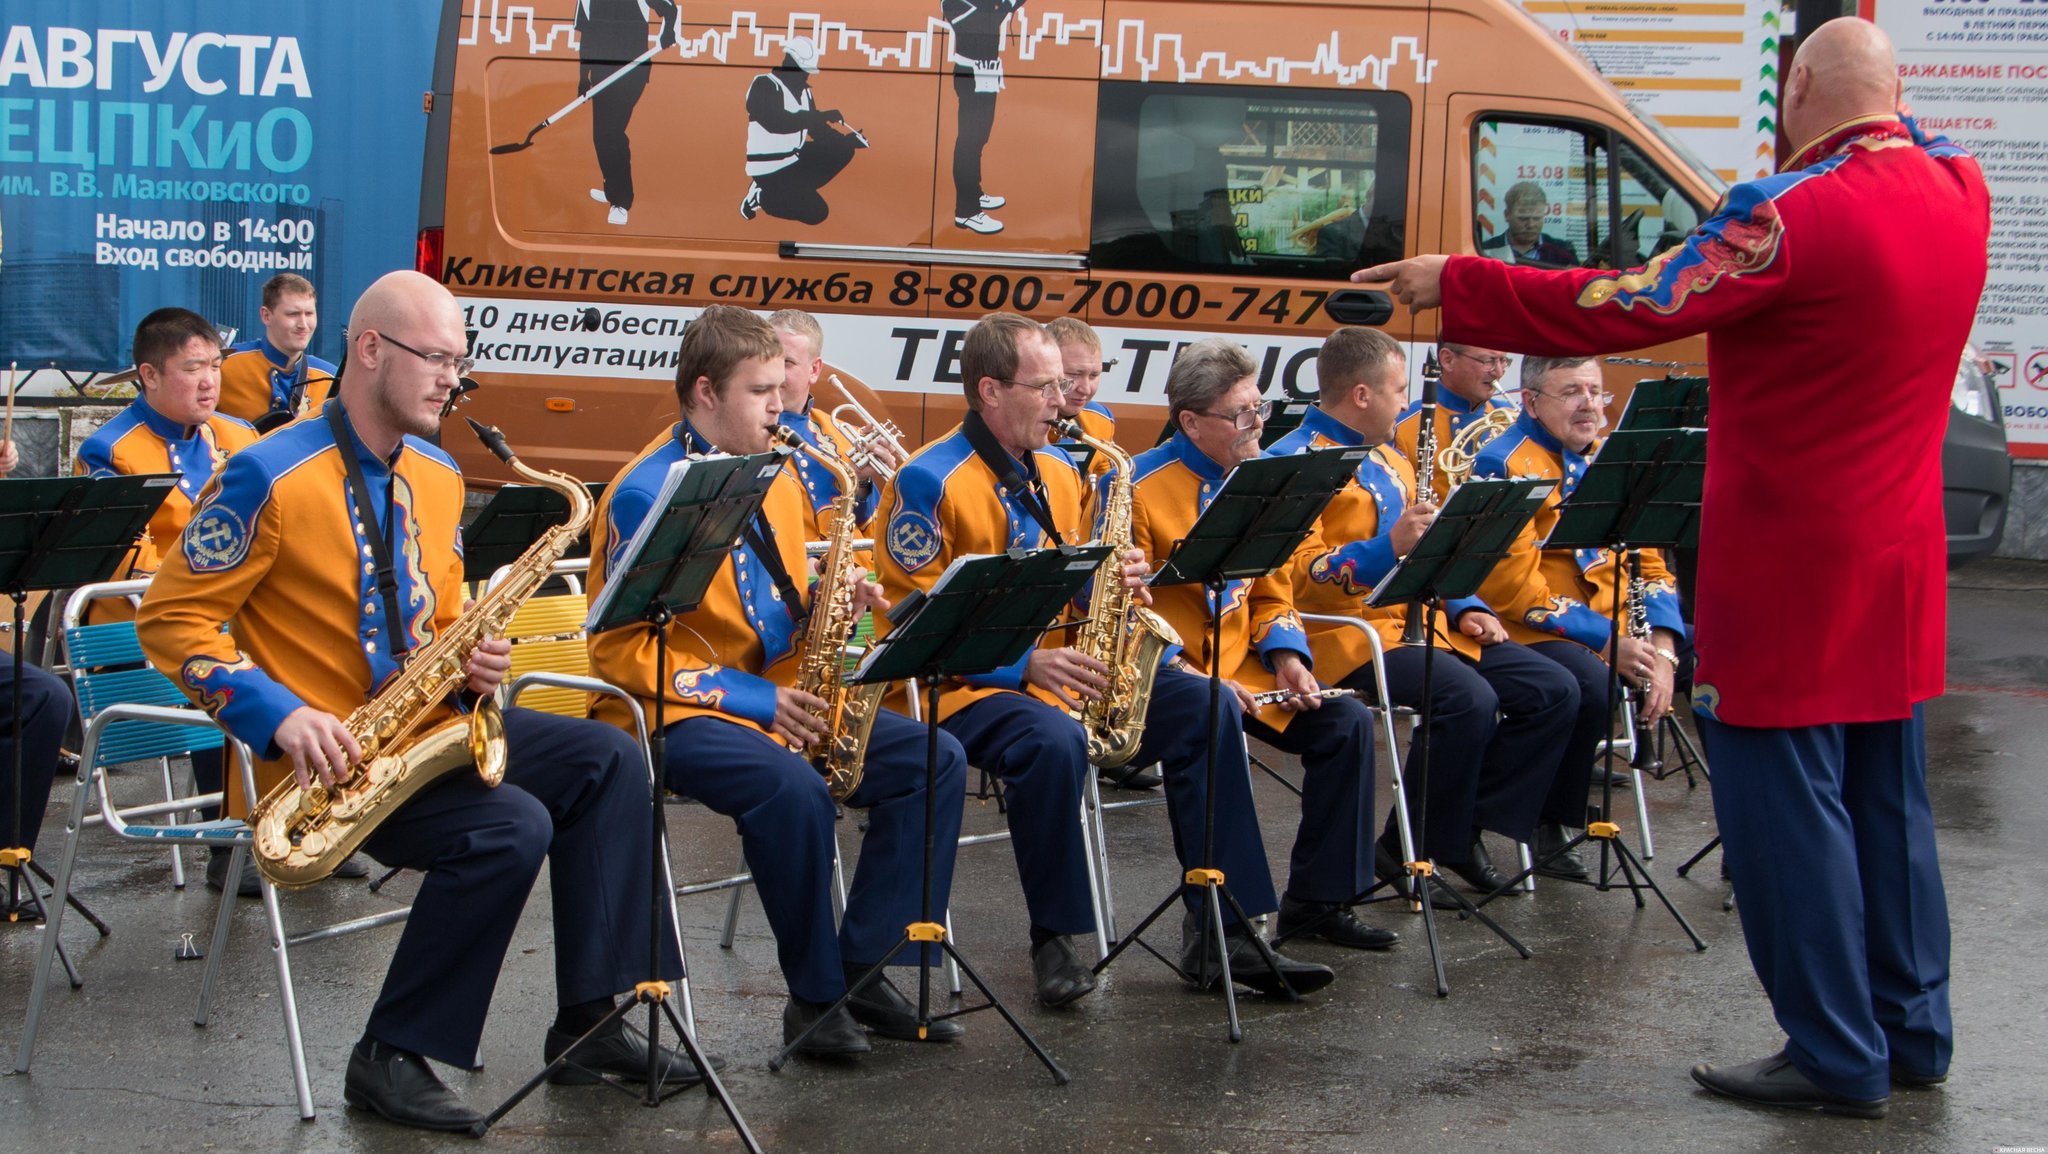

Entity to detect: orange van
[419,0,1724,483]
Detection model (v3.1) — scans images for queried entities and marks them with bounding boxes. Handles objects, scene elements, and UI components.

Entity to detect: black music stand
[1310,478,1555,997]
[1615,375,1708,434]
[1093,446,1358,1042]
[460,481,606,582]
[2,475,175,942]
[771,544,1111,1083]
[475,450,784,1148]
[1474,428,1709,952]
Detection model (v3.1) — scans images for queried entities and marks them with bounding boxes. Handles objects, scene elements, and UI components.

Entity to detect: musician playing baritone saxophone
[587,305,968,1056]
[879,313,1336,1003]
[137,271,693,1135]
[1126,338,1395,953]
[1467,355,1688,874]
[1272,328,1579,903]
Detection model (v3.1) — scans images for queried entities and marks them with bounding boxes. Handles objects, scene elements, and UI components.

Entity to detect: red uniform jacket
[1439,116,1988,728]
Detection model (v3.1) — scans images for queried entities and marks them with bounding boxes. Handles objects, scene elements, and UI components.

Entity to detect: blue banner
[0,3,437,370]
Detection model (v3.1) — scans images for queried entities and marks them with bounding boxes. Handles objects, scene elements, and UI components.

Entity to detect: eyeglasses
[1531,385,1613,406]
[1446,349,1512,370]
[998,376,1074,399]
[1191,400,1274,430]
[375,331,476,378]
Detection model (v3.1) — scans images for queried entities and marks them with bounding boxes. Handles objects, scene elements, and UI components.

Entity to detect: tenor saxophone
[249,419,591,888]
[775,428,887,801]
[1054,418,1182,768]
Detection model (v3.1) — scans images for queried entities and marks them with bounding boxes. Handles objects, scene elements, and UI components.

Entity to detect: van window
[1091,82,1411,279]
[1473,118,1708,270]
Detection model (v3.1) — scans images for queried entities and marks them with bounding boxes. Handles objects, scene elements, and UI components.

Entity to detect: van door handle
[1323,289,1394,327]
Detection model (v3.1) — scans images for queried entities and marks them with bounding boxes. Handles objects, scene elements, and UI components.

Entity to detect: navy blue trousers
[360,707,682,1068]
[2,652,69,858]
[1527,641,1612,826]
[1350,640,1579,860]
[1133,668,1278,921]
[665,709,964,1003]
[1244,690,1374,906]
[1698,706,1950,1099]
[942,692,1096,935]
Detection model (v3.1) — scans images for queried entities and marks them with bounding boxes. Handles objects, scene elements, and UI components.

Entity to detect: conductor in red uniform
[1356,18,1988,1119]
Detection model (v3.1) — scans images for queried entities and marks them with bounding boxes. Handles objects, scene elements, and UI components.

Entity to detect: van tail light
[416,227,445,280]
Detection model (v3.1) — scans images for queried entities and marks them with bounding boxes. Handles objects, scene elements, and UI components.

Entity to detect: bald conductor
[1356,18,1988,1119]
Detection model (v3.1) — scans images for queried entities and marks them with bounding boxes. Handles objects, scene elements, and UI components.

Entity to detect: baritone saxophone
[249,419,590,887]
[1053,418,1181,768]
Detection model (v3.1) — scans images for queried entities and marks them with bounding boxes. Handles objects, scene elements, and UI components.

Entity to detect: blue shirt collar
[132,394,197,442]
[325,400,398,475]
[1298,404,1370,448]
[1165,429,1230,481]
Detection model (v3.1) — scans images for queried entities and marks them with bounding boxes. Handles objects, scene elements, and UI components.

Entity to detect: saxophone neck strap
[326,400,411,657]
[963,410,1064,546]
[743,512,808,630]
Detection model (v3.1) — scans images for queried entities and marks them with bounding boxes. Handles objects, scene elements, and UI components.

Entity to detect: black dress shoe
[842,966,964,1042]
[1690,1051,1888,1118]
[204,849,263,898]
[343,1038,485,1133]
[543,1022,717,1086]
[1591,767,1632,790]
[1533,823,1590,881]
[1891,1065,1947,1088]
[782,997,871,1056]
[1374,838,1462,909]
[1444,836,1511,893]
[1277,895,1399,950]
[1099,763,1163,790]
[1179,912,1336,996]
[333,853,372,879]
[1030,935,1097,1008]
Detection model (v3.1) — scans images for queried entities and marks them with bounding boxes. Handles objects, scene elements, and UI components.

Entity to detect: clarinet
[1399,348,1443,648]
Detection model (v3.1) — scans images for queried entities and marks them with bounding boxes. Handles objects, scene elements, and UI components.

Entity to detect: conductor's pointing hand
[1353,255,1450,312]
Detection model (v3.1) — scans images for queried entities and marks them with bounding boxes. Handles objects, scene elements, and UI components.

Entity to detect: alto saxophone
[1054,418,1182,768]
[775,428,886,801]
[249,419,591,888]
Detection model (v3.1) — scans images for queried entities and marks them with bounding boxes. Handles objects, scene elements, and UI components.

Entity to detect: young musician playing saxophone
[1272,328,1579,902]
[137,271,692,1134]
[1123,338,1395,954]
[587,306,968,1056]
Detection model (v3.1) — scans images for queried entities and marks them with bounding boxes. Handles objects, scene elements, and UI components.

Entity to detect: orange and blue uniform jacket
[1269,405,1490,678]
[1442,117,1984,726]
[135,403,466,815]
[587,422,813,738]
[76,396,258,583]
[1392,390,1519,503]
[217,336,336,427]
[1120,431,1313,731]
[1469,409,1685,653]
[1060,400,1119,482]
[779,398,879,541]
[876,412,1091,722]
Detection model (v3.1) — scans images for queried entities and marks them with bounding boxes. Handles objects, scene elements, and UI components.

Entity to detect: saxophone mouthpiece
[1049,417,1082,439]
[466,417,518,465]
[770,426,805,452]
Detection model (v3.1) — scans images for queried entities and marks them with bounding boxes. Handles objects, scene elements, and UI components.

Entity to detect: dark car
[1944,347,2012,567]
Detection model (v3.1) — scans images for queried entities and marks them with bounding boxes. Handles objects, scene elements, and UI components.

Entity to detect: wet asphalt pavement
[4,562,2046,1153]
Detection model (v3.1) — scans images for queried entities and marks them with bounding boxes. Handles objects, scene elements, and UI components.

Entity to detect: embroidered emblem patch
[184,506,251,572]
[887,510,941,573]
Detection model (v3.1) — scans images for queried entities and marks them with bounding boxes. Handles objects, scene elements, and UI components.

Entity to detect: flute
[1248,687,1359,707]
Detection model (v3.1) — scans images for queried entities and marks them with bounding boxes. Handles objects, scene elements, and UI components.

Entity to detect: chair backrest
[503,593,592,717]
[64,619,223,770]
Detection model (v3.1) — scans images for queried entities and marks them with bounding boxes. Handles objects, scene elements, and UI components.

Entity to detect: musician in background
[138,271,691,1133]
[1392,341,1517,503]
[218,273,336,429]
[1468,356,1685,874]
[769,309,893,541]
[588,305,968,1056]
[1276,329,1578,901]
[878,314,1335,1002]
[1128,338,1393,957]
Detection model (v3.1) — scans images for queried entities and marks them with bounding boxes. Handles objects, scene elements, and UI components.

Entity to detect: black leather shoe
[1030,935,1097,1008]
[1180,912,1336,996]
[333,853,371,879]
[343,1038,484,1133]
[1444,836,1511,893]
[1690,1051,1888,1118]
[782,997,871,1056]
[1277,895,1399,950]
[205,848,262,898]
[1592,767,1632,790]
[1533,824,1590,881]
[1891,1066,1947,1088]
[1099,763,1163,790]
[843,967,964,1042]
[543,1022,717,1086]
[1374,838,1461,909]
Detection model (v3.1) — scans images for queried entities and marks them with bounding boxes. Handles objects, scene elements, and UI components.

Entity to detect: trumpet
[826,374,909,480]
